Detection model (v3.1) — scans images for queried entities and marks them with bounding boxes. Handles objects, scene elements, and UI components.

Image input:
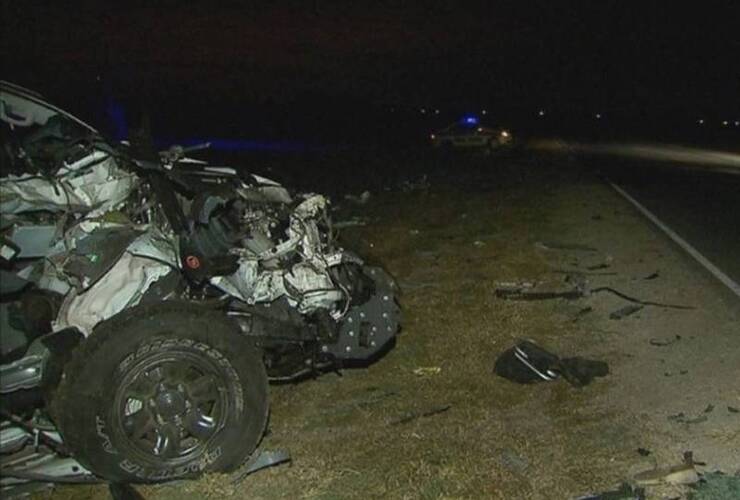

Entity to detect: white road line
[609,181,740,299]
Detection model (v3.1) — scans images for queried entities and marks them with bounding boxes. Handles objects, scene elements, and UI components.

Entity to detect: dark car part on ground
[495,281,694,310]
[494,340,609,387]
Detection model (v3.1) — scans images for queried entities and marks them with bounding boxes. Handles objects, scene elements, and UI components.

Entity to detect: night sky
[2,1,739,136]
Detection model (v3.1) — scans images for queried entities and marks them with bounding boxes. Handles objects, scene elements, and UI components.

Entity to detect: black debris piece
[553,269,617,276]
[649,335,681,346]
[643,272,660,280]
[559,357,610,387]
[390,404,452,426]
[574,306,594,321]
[494,340,608,387]
[691,455,708,466]
[495,283,694,310]
[537,241,599,252]
[586,263,611,271]
[610,304,644,320]
[667,412,708,425]
[494,341,560,384]
[728,406,739,414]
[495,288,584,301]
[704,404,715,413]
[637,447,651,456]
[683,450,698,465]
[592,286,694,310]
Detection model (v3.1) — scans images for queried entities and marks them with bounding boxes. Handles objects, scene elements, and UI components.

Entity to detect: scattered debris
[231,449,292,483]
[668,412,708,425]
[494,340,608,387]
[494,281,694,310]
[565,272,589,289]
[495,287,583,301]
[334,217,369,228]
[495,280,536,290]
[552,269,618,276]
[592,286,695,310]
[344,190,372,205]
[399,175,430,192]
[497,448,529,472]
[634,452,700,486]
[610,304,644,320]
[576,482,646,500]
[412,366,442,377]
[536,241,598,252]
[573,306,594,321]
[649,335,681,346]
[389,404,452,426]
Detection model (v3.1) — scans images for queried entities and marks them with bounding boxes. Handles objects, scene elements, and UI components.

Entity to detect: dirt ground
[44,151,740,499]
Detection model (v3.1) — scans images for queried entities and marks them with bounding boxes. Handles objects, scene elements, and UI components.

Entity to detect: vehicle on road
[430,115,512,152]
[0,81,400,492]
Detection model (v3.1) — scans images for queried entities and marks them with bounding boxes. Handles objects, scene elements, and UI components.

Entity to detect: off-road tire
[51,302,269,483]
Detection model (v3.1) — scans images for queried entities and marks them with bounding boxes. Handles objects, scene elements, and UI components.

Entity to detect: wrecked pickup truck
[0,81,399,491]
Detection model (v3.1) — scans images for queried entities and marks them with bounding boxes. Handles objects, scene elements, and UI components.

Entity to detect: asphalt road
[598,159,740,297]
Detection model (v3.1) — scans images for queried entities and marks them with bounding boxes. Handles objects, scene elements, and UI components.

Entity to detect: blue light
[460,114,479,126]
[105,98,128,141]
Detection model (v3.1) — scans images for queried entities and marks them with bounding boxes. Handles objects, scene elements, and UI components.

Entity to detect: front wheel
[51,302,268,483]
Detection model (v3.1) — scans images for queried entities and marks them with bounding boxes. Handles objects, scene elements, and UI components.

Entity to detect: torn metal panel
[0,153,137,216]
[6,225,58,258]
[211,259,286,304]
[126,228,179,267]
[62,227,142,291]
[54,253,173,335]
[283,262,343,313]
[249,174,292,204]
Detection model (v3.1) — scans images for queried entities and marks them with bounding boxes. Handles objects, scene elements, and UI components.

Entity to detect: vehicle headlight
[500,130,510,138]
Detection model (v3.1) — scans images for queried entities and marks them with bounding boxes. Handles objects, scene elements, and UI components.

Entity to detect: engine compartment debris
[0,82,400,491]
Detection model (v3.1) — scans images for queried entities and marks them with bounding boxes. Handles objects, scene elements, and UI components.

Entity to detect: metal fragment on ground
[609,304,644,320]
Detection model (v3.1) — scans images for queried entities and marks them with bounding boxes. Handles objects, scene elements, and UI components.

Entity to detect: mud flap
[323,267,400,360]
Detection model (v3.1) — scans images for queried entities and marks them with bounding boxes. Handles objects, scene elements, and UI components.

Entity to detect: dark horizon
[2,1,738,145]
